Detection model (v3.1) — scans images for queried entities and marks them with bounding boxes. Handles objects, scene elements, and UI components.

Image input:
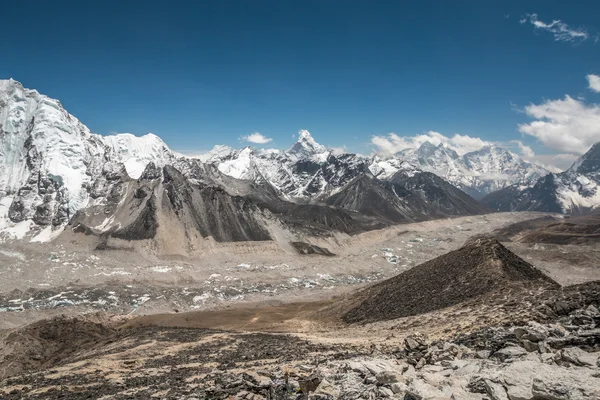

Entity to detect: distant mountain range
[199,132,548,201]
[482,143,600,214]
[1,79,597,249]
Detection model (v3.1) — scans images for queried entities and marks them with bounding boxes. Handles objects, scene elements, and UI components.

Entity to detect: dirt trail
[119,300,335,332]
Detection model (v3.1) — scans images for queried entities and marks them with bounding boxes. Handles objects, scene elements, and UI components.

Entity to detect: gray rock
[499,360,600,400]
[540,353,556,364]
[364,376,377,385]
[513,327,528,340]
[405,338,421,351]
[375,371,399,384]
[585,304,599,316]
[378,387,394,398]
[484,379,509,400]
[403,391,423,400]
[391,382,408,394]
[299,374,322,394]
[495,346,527,362]
[522,332,547,343]
[313,379,339,398]
[532,377,600,400]
[559,347,598,367]
[476,350,491,359]
[522,340,539,352]
[538,341,551,354]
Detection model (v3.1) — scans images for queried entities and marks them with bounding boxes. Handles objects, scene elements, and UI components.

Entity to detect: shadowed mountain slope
[341,238,558,323]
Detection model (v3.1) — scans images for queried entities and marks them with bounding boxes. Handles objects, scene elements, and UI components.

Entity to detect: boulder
[532,377,600,400]
[498,360,600,400]
[312,379,339,398]
[559,347,598,367]
[391,382,408,394]
[405,338,421,351]
[299,374,322,394]
[522,340,539,353]
[378,387,394,398]
[375,371,400,384]
[494,346,527,362]
[484,379,509,400]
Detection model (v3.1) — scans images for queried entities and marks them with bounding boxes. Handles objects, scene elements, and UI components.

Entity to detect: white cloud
[371,131,491,156]
[329,146,347,156]
[513,140,535,158]
[520,13,588,42]
[587,74,600,93]
[518,95,600,155]
[242,132,273,144]
[527,153,578,173]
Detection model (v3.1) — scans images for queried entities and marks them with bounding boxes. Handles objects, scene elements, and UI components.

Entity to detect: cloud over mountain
[242,132,273,144]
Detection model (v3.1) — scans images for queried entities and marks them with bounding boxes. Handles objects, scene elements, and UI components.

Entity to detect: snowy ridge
[398,142,548,198]
[0,79,176,241]
[200,134,545,201]
[482,142,600,213]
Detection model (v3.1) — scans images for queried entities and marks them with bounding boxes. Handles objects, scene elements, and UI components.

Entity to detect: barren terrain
[1,211,600,399]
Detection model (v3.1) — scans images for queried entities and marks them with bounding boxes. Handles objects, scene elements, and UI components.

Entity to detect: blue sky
[2,1,600,169]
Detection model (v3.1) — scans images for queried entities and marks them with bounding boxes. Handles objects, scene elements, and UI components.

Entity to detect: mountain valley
[1,80,599,400]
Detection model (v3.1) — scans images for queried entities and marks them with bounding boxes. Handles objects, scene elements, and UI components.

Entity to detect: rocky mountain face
[0,79,489,247]
[482,143,600,214]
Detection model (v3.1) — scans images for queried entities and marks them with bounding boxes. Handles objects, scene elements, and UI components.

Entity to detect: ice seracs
[0,79,176,241]
[102,133,174,179]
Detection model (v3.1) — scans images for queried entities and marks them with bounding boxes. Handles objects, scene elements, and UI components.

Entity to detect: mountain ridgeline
[2,79,597,253]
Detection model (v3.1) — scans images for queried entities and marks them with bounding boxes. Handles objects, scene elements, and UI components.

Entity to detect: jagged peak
[289,130,327,155]
[569,142,600,174]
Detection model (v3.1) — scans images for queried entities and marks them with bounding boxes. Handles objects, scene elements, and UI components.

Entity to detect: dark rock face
[162,166,271,242]
[290,242,335,256]
[575,142,600,175]
[342,238,558,323]
[139,162,162,181]
[390,171,492,217]
[482,142,600,214]
[111,194,158,240]
[481,174,562,213]
[326,175,426,224]
[7,198,26,222]
[325,172,489,225]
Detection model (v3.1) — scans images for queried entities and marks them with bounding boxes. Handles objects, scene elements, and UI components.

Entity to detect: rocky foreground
[1,234,599,400]
[0,299,599,399]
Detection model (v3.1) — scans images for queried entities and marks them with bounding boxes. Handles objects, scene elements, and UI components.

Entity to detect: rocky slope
[482,142,600,214]
[341,237,557,323]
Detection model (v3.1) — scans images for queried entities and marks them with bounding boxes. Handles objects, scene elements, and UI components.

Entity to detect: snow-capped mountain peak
[102,132,174,179]
[0,79,177,241]
[395,140,548,198]
[289,130,327,156]
[570,142,600,175]
[482,141,600,214]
